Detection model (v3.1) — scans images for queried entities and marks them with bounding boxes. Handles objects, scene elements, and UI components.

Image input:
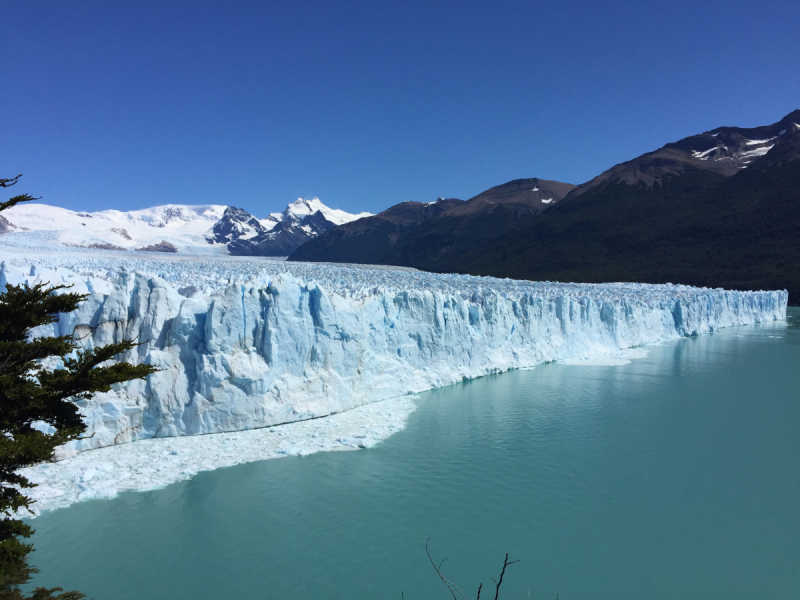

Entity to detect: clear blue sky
[3,0,798,217]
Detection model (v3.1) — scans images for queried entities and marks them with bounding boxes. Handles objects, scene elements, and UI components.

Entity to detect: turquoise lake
[26,308,800,599]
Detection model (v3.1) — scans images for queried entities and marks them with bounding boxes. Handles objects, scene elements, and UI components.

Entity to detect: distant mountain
[0,203,227,252]
[289,110,800,302]
[288,197,464,264]
[289,178,575,266]
[0,197,371,256]
[445,110,800,302]
[207,198,372,256]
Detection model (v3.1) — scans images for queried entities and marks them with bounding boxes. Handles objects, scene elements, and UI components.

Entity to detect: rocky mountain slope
[288,110,800,302]
[289,178,575,266]
[447,110,800,302]
[207,198,372,256]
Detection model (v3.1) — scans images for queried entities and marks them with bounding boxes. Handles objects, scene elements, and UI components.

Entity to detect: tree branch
[425,538,470,600]
[492,554,519,600]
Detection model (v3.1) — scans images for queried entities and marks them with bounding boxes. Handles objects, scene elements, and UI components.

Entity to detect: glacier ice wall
[0,254,788,458]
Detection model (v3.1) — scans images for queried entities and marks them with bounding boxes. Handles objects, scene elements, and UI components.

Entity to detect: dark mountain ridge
[288,199,463,264]
[289,178,575,266]
[447,111,800,302]
[290,109,800,302]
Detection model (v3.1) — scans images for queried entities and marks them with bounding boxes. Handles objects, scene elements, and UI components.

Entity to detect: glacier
[0,248,788,515]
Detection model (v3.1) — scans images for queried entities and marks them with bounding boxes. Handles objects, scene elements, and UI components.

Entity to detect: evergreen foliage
[0,177,158,599]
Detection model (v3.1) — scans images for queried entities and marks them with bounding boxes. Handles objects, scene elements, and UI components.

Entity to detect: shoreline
[19,395,418,518]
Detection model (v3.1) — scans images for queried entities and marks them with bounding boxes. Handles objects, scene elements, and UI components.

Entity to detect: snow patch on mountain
[738,145,774,160]
[691,136,777,169]
[745,138,776,146]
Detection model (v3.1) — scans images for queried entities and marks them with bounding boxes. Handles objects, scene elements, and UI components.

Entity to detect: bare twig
[492,554,519,600]
[422,539,518,600]
[425,538,470,600]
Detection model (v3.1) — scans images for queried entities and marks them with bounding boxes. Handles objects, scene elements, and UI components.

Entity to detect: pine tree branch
[0,175,22,188]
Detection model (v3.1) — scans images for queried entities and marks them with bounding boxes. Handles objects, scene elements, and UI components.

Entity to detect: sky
[2,0,799,217]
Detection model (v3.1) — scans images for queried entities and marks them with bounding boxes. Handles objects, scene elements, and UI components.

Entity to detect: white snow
[541,198,553,204]
[531,187,539,192]
[1,200,371,253]
[0,247,787,515]
[737,145,774,160]
[283,198,372,226]
[692,147,721,160]
[2,204,227,253]
[258,214,282,231]
[745,137,775,145]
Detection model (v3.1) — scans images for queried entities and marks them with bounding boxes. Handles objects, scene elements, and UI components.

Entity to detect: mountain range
[289,110,800,302]
[289,178,575,267]
[3,110,797,302]
[0,197,370,257]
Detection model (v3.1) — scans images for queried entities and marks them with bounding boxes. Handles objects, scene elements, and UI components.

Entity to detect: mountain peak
[207,198,372,256]
[284,197,326,220]
[282,197,372,227]
[567,109,800,197]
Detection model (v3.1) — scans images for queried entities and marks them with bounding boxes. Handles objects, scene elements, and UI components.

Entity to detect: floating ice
[558,347,650,366]
[19,396,417,516]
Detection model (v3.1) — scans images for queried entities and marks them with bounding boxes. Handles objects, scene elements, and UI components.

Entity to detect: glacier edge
[0,257,788,458]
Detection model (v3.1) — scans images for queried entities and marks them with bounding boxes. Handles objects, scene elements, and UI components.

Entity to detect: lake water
[26,308,800,599]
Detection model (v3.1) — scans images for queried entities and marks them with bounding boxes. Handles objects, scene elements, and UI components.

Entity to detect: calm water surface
[27,309,800,599]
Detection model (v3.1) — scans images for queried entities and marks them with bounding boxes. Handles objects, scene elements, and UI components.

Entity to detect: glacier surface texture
[0,250,787,460]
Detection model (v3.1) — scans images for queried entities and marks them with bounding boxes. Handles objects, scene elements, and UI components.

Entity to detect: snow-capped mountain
[282,197,372,227]
[0,203,227,253]
[0,198,371,256]
[206,198,372,256]
[205,207,266,245]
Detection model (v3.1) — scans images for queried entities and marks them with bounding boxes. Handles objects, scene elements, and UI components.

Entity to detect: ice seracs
[0,247,787,516]
[0,249,787,460]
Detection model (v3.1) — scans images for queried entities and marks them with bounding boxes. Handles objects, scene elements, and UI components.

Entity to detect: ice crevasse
[0,260,787,457]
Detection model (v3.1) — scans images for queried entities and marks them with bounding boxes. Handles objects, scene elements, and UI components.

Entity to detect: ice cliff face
[0,255,787,459]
